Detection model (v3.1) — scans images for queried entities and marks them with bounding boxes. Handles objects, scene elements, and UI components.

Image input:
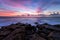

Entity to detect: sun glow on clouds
[0,0,60,16]
[0,10,20,16]
[0,0,38,16]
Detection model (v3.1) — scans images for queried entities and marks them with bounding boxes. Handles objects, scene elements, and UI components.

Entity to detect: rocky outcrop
[0,23,60,40]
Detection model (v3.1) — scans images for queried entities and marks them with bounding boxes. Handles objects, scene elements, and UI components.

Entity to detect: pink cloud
[1,0,32,11]
[0,10,18,16]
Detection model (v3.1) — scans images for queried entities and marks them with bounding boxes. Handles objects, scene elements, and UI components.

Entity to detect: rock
[0,23,60,40]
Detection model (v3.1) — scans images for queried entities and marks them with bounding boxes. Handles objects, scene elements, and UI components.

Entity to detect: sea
[0,17,60,26]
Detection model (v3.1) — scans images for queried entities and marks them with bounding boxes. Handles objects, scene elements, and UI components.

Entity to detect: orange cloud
[0,11,19,16]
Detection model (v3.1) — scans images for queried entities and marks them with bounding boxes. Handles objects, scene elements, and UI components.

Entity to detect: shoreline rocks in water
[0,23,60,40]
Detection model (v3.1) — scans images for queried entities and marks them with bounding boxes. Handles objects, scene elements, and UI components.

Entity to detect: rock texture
[0,23,60,40]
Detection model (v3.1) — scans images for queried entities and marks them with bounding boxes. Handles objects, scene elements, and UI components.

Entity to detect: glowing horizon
[0,0,60,16]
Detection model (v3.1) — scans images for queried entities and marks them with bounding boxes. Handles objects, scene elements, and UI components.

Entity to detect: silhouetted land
[0,23,60,40]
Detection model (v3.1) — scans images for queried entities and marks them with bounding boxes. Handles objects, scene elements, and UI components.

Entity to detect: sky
[0,0,60,16]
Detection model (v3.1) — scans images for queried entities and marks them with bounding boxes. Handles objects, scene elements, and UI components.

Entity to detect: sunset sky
[0,0,60,16]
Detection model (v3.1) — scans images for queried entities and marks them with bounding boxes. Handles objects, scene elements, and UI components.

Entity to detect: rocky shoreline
[0,23,60,40]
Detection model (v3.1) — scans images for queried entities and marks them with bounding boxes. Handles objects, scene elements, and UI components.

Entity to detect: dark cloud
[52,1,60,5]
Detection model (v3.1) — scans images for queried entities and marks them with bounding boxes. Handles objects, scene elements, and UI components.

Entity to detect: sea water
[0,17,60,26]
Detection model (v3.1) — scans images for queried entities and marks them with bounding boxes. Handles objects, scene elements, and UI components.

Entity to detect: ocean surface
[0,17,60,26]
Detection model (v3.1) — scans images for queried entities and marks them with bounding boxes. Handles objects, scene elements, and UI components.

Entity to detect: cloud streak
[0,0,60,16]
[1,0,60,11]
[1,0,33,11]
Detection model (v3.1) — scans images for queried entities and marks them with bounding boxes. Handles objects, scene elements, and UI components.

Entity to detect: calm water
[0,17,60,26]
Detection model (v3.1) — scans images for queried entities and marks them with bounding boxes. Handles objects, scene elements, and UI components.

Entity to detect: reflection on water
[0,17,60,26]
